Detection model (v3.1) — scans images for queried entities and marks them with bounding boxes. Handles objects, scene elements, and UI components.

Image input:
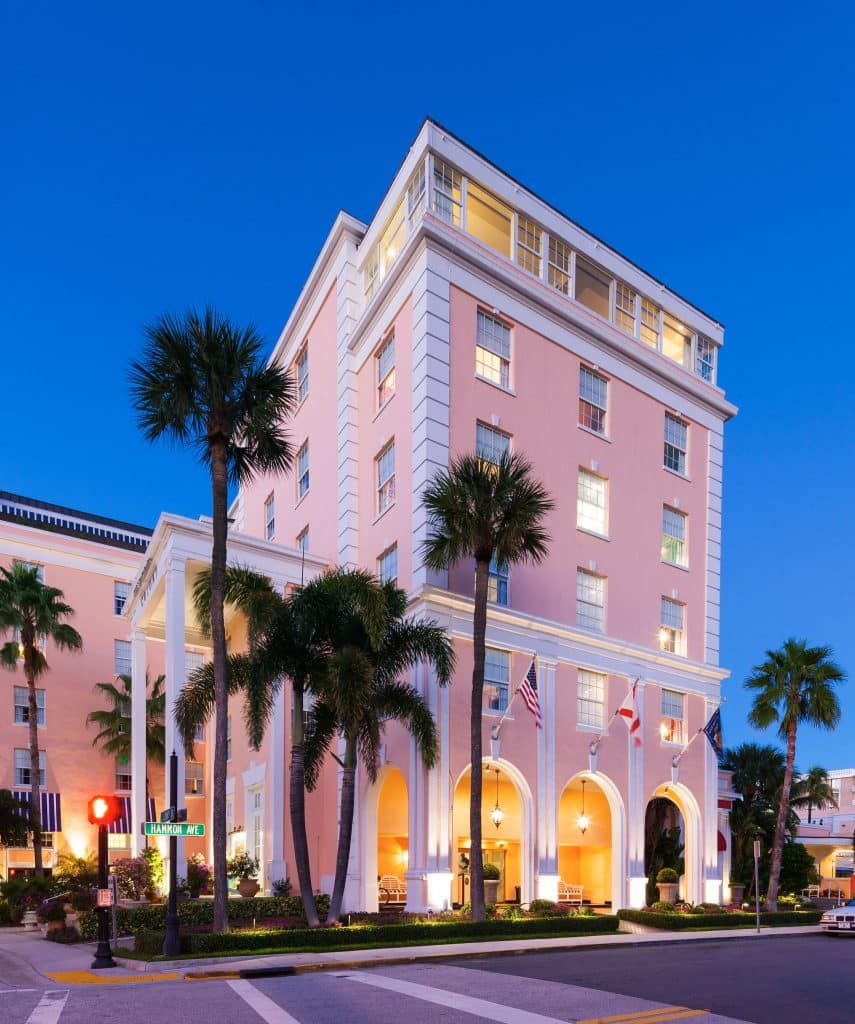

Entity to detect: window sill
[295,490,309,510]
[577,527,609,542]
[660,739,686,749]
[575,623,606,636]
[661,559,690,572]
[484,709,513,719]
[373,501,396,525]
[663,466,692,483]
[578,424,612,443]
[373,393,396,422]
[475,374,516,397]
[576,723,603,734]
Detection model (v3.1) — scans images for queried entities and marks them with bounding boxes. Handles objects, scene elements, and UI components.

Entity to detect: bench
[379,874,407,904]
[558,881,584,905]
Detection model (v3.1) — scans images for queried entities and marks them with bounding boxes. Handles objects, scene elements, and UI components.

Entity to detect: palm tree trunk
[469,559,490,922]
[25,640,43,877]
[289,682,319,927]
[328,735,357,925]
[767,721,797,912]
[210,441,229,934]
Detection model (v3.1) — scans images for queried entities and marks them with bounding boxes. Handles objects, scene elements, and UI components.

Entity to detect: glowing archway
[361,765,408,912]
[648,781,703,905]
[559,770,627,910]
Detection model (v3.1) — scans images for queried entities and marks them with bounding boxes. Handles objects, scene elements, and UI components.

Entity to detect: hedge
[135,914,620,956]
[616,909,822,930]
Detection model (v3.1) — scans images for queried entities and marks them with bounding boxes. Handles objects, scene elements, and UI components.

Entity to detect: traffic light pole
[163,751,181,957]
[91,823,116,969]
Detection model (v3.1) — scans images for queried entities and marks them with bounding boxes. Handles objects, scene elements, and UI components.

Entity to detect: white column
[130,626,147,857]
[536,659,559,901]
[342,752,363,912]
[627,680,647,908]
[164,557,187,869]
[418,664,453,912]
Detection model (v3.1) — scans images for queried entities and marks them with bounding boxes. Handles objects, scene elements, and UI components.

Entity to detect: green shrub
[655,868,679,884]
[688,905,705,915]
[617,909,822,930]
[482,863,501,880]
[142,847,165,895]
[71,890,94,912]
[528,899,558,916]
[46,903,66,922]
[650,901,675,913]
[0,900,11,926]
[271,878,292,897]
[113,857,153,900]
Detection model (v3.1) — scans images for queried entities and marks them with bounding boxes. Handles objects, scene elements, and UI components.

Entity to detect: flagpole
[589,677,639,755]
[491,652,536,741]
[671,726,703,768]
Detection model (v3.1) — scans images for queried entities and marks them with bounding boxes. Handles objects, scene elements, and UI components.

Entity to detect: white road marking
[227,979,304,1024]
[0,989,37,993]
[25,990,69,1024]
[342,971,571,1024]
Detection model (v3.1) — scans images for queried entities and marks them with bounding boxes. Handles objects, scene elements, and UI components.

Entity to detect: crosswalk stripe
[25,990,69,1024]
[228,979,304,1024]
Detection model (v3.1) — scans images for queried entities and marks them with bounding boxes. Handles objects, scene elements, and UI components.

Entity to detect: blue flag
[703,707,724,762]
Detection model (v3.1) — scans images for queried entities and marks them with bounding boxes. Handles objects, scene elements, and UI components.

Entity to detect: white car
[820,899,855,933]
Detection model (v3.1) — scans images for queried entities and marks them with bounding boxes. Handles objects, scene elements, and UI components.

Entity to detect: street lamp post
[753,829,763,935]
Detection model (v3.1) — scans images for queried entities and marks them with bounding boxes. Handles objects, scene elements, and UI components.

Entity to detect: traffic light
[87,794,121,826]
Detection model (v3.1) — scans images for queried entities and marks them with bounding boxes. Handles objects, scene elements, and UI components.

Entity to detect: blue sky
[2,3,853,766]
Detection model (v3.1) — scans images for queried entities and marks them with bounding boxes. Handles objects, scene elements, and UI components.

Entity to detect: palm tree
[421,451,552,921]
[745,638,845,909]
[86,672,166,805]
[792,766,838,824]
[722,743,789,886]
[0,563,82,875]
[303,577,453,924]
[130,307,296,933]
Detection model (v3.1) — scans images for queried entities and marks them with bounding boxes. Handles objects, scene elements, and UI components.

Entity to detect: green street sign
[144,821,206,837]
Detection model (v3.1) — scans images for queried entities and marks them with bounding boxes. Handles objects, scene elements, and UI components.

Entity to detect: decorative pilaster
[164,557,187,868]
[130,627,147,857]
[267,577,287,887]
[627,679,647,908]
[536,659,558,900]
[703,695,723,904]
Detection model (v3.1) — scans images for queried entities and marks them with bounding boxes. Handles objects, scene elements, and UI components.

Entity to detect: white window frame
[14,686,45,726]
[547,236,572,295]
[486,555,509,606]
[114,639,132,677]
[577,470,608,537]
[15,560,44,582]
[664,414,688,475]
[432,158,462,226]
[475,310,511,389]
[264,492,275,541]
[115,757,132,791]
[14,748,45,787]
[516,214,542,276]
[579,367,608,436]
[696,336,716,383]
[576,570,605,633]
[185,760,205,796]
[378,544,398,586]
[660,688,685,745]
[297,441,309,500]
[484,647,510,713]
[297,526,309,553]
[376,441,396,515]
[296,345,309,403]
[662,507,688,567]
[376,333,396,409]
[577,669,606,730]
[476,422,511,466]
[660,598,686,656]
[114,580,131,617]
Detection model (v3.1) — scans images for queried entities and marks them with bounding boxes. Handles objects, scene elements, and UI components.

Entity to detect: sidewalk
[0,923,822,985]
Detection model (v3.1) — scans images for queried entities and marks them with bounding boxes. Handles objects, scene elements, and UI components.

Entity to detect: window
[577,670,605,730]
[15,560,44,582]
[406,164,426,228]
[574,257,611,319]
[579,367,607,435]
[297,345,309,403]
[379,200,405,277]
[662,507,688,566]
[185,761,205,796]
[660,689,685,744]
[378,544,398,586]
[662,315,692,368]
[466,181,512,258]
[14,748,45,787]
[547,236,572,295]
[226,714,232,762]
[576,570,605,632]
[487,556,509,606]
[484,648,510,713]
[432,159,462,226]
[108,833,130,850]
[14,686,45,725]
[696,337,716,383]
[664,414,688,475]
[660,598,685,655]
[194,722,205,743]
[297,526,309,553]
[614,281,637,336]
[114,639,132,677]
[264,493,275,541]
[640,298,660,348]
[297,442,309,499]
[114,581,131,616]
[476,422,511,465]
[185,650,204,679]
[376,441,396,514]
[475,311,511,388]
[226,796,234,836]
[115,757,132,791]
[577,470,608,536]
[517,215,542,276]
[376,334,396,407]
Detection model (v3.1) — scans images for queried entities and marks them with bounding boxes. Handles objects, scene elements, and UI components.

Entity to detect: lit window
[108,833,130,850]
[662,507,688,566]
[376,441,396,514]
[264,493,275,541]
[660,689,685,744]
[660,598,685,655]
[14,686,45,725]
[376,334,396,408]
[115,757,132,791]
[466,181,513,258]
[297,346,309,403]
[432,159,462,226]
[547,236,572,295]
[194,722,205,743]
[516,216,542,275]
[662,315,692,368]
[486,555,509,606]
[378,544,398,586]
[297,442,309,499]
[640,298,660,348]
[297,526,309,553]
[114,581,131,616]
[14,748,45,787]
[476,422,511,466]
[576,570,605,632]
[114,639,132,677]
[579,367,607,435]
[696,337,716,383]
[577,470,607,536]
[615,282,637,336]
[475,311,511,388]
[185,761,205,796]
[406,164,426,228]
[484,648,510,712]
[379,201,405,276]
[577,670,605,730]
[574,257,611,319]
[664,414,688,475]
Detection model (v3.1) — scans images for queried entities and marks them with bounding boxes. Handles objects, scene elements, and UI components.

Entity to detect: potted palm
[483,861,501,905]
[655,867,680,904]
[227,852,260,898]
[728,878,746,906]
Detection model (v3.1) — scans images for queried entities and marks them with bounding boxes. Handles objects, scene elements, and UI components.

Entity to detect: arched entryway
[361,765,408,912]
[645,782,702,905]
[558,772,625,909]
[452,759,534,906]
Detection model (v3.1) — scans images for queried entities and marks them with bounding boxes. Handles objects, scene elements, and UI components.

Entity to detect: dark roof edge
[0,490,153,536]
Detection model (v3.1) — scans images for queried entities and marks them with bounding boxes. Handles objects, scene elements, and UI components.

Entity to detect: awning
[12,791,62,833]
[718,830,727,852]
[109,796,156,833]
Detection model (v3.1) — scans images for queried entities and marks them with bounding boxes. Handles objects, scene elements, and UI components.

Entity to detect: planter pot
[64,912,78,929]
[729,884,745,905]
[22,910,39,931]
[656,882,679,903]
[483,879,500,905]
[46,920,64,935]
[237,879,260,898]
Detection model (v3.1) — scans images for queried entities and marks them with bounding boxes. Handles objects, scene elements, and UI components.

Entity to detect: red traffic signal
[88,794,122,825]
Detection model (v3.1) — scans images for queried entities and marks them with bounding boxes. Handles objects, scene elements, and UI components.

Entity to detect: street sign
[97,888,113,908]
[160,807,175,823]
[144,821,205,837]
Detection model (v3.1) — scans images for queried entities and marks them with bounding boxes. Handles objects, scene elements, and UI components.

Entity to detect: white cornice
[0,522,143,578]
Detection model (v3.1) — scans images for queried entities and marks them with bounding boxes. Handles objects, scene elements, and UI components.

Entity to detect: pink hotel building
[2,121,738,910]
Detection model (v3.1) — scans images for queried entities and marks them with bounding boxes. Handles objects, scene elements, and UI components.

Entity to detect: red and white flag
[618,680,642,747]
[518,658,543,729]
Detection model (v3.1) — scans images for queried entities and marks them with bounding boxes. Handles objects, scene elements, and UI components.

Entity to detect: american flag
[618,680,642,747]
[519,658,542,729]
